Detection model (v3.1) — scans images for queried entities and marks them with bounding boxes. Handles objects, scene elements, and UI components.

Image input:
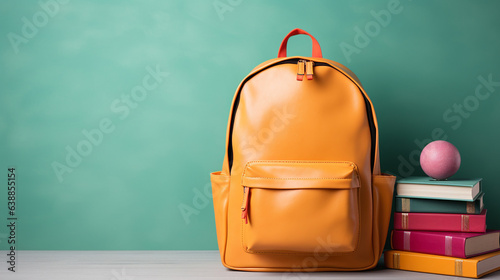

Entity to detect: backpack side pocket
[211,171,231,261]
[372,174,396,259]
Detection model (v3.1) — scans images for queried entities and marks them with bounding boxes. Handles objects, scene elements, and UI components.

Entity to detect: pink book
[393,209,487,232]
[391,230,500,258]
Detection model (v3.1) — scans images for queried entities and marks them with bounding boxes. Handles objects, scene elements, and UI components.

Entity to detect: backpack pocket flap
[240,160,361,254]
[242,161,360,190]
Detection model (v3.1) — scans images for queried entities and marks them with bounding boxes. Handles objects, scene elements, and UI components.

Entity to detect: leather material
[242,161,360,190]
[210,171,230,261]
[210,28,395,271]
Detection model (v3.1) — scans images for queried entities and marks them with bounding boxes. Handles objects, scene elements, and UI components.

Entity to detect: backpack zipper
[241,186,250,224]
[306,61,314,80]
[297,60,315,81]
[296,60,305,81]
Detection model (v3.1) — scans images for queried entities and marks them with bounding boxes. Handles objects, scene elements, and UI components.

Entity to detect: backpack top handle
[277,28,323,58]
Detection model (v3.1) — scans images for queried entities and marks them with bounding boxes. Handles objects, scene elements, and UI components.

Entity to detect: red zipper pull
[306,61,314,80]
[297,60,305,81]
[241,187,250,224]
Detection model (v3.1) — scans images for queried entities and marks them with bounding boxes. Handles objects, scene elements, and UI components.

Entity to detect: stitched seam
[353,186,361,252]
[243,161,359,182]
[246,160,356,166]
[241,213,244,252]
[241,160,253,179]
[246,249,356,255]
[245,177,352,180]
[240,162,251,252]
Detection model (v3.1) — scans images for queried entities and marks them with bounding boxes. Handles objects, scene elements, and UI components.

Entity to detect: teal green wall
[1,0,499,250]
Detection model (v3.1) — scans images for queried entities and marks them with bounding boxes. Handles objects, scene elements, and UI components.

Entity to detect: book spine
[391,230,467,258]
[393,212,486,232]
[395,197,481,214]
[384,250,478,278]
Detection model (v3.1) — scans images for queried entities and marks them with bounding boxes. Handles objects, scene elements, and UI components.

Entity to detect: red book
[393,209,487,232]
[391,230,500,258]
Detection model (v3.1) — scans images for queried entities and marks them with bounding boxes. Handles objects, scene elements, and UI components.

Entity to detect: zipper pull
[306,61,314,80]
[241,187,250,224]
[297,60,305,81]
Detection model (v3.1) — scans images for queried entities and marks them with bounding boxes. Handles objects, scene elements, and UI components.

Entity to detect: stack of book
[384,177,500,278]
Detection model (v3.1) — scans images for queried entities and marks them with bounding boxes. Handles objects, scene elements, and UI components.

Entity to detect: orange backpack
[210,28,396,271]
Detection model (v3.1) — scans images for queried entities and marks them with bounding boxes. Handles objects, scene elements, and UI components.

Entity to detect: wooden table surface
[1,250,499,279]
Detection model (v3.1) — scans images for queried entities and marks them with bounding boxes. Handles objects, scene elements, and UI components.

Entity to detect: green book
[396,177,482,201]
[395,192,484,214]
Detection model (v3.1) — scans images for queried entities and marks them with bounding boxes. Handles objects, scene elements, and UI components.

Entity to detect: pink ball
[420,140,461,180]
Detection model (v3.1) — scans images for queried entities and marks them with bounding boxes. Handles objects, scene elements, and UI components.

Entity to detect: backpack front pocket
[241,160,360,254]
